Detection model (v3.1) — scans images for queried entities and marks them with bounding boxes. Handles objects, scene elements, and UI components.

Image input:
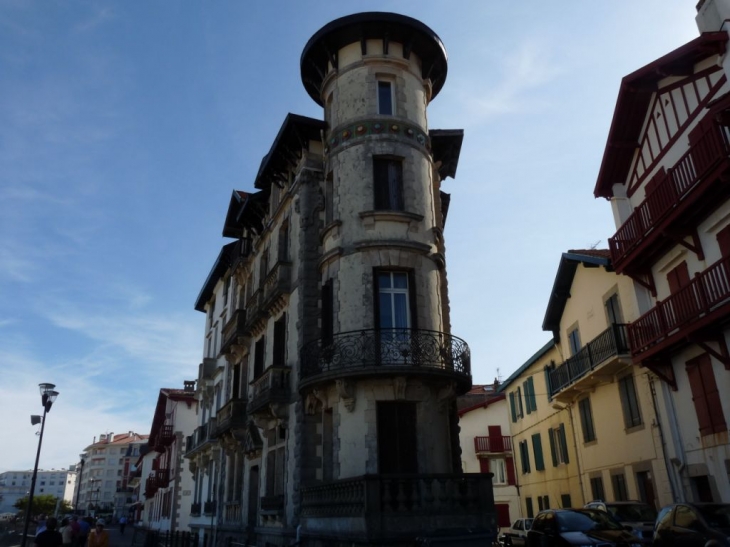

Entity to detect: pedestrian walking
[34,517,62,547]
[75,517,90,547]
[118,516,127,535]
[87,519,109,547]
[59,518,74,547]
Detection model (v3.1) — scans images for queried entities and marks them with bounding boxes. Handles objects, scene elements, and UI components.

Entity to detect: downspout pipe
[648,377,679,503]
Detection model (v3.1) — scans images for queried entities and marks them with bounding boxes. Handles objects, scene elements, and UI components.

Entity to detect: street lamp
[21,383,59,547]
[74,455,85,513]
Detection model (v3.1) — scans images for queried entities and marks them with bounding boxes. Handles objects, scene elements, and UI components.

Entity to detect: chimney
[184,380,195,392]
[696,0,730,32]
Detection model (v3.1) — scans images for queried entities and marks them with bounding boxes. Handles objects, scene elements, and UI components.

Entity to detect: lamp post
[21,383,59,547]
[74,455,85,513]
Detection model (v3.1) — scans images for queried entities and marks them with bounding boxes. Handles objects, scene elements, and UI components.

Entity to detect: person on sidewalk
[87,520,109,547]
[75,516,90,547]
[59,518,74,547]
[118,516,127,535]
[34,517,62,547]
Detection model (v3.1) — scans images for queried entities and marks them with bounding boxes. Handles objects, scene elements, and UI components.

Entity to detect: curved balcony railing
[300,328,471,385]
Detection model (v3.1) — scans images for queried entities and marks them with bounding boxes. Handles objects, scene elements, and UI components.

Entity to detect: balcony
[214,398,248,438]
[244,288,265,332]
[156,469,170,488]
[220,309,248,355]
[300,474,495,542]
[144,477,158,498]
[184,419,217,457]
[609,120,730,274]
[548,324,630,401]
[261,260,292,311]
[224,501,242,524]
[474,435,512,455]
[248,366,291,416]
[155,424,173,451]
[629,255,730,361]
[198,358,218,382]
[260,495,285,515]
[190,502,201,517]
[299,329,471,392]
[203,500,216,516]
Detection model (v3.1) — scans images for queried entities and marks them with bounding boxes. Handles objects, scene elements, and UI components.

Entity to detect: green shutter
[549,428,557,467]
[558,423,570,464]
[544,367,553,402]
[532,433,545,471]
[509,392,517,422]
[528,377,537,411]
[523,381,531,414]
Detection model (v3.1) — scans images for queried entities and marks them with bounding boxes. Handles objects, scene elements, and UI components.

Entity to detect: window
[611,473,629,501]
[321,279,334,346]
[265,429,286,498]
[222,276,230,308]
[560,494,572,509]
[273,314,287,366]
[675,505,700,529]
[377,402,417,473]
[377,80,394,115]
[605,293,623,324]
[377,271,411,330]
[590,476,605,501]
[532,433,545,471]
[667,261,690,294]
[491,459,507,484]
[537,495,549,511]
[525,497,534,519]
[254,337,266,379]
[278,222,289,262]
[618,375,642,429]
[515,387,524,419]
[716,224,730,257]
[568,328,581,356]
[325,172,334,225]
[548,424,570,466]
[686,353,726,436]
[519,440,531,474]
[207,299,215,328]
[259,248,270,285]
[578,397,596,442]
[523,377,537,413]
[373,157,404,211]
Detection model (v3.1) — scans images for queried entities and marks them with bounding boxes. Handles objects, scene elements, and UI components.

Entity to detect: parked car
[653,502,730,546]
[498,518,533,546]
[584,500,657,544]
[526,508,641,546]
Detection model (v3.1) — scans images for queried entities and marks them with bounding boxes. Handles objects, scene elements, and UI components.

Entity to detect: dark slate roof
[430,129,463,180]
[194,242,237,312]
[497,340,554,392]
[594,32,728,199]
[301,12,448,106]
[542,250,612,337]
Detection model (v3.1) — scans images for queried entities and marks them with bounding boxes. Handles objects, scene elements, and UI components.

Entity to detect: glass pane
[378,273,392,289]
[393,293,408,328]
[380,293,393,328]
[378,81,393,115]
[392,272,408,289]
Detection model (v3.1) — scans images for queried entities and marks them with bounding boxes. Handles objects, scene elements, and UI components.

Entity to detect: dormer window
[378,81,394,115]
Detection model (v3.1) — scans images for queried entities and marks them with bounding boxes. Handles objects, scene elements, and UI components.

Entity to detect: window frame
[578,397,597,443]
[373,156,404,211]
[618,374,643,430]
[377,80,394,115]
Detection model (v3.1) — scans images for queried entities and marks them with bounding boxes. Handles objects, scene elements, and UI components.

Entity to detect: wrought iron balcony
[224,501,242,524]
[300,329,471,391]
[609,120,730,273]
[244,288,265,331]
[262,260,292,310]
[548,324,630,401]
[184,419,218,457]
[220,309,248,355]
[248,366,291,416]
[214,398,247,438]
[629,255,730,361]
[300,474,495,541]
[474,435,512,454]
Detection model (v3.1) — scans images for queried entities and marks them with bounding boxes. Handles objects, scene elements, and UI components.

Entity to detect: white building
[0,468,76,514]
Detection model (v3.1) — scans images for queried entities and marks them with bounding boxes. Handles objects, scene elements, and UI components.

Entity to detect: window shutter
[686,353,727,436]
[529,377,537,411]
[667,261,690,294]
[532,433,545,471]
[506,457,516,485]
[544,367,553,402]
[488,426,504,453]
[718,225,730,258]
[495,504,511,528]
[509,392,517,423]
[523,380,532,414]
[558,424,570,464]
[479,458,490,474]
[548,428,557,467]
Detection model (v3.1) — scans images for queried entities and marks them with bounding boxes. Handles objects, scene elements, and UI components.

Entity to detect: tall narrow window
[377,81,393,115]
[259,248,269,286]
[278,222,289,262]
[686,353,726,436]
[273,314,286,366]
[321,279,334,347]
[590,476,605,501]
[377,271,411,330]
[254,337,265,379]
[373,157,404,211]
[618,374,642,429]
[578,397,596,442]
[377,402,417,473]
[325,172,334,225]
[519,440,530,474]
[532,433,545,471]
[611,473,629,501]
[568,328,581,356]
[605,293,623,324]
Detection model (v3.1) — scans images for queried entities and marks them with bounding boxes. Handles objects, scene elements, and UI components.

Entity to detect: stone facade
[185,12,495,547]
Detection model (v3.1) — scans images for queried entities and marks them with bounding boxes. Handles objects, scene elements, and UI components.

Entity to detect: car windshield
[696,505,730,529]
[608,504,657,522]
[557,510,623,532]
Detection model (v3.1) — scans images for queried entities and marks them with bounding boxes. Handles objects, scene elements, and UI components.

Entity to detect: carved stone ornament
[270,402,289,428]
[336,379,356,412]
[394,376,407,400]
[188,460,197,475]
[243,421,264,459]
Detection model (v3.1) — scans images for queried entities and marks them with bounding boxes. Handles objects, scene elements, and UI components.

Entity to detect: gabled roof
[458,393,505,417]
[148,387,196,446]
[255,113,325,190]
[498,340,554,392]
[594,31,728,198]
[194,241,237,312]
[542,250,612,337]
[222,190,268,239]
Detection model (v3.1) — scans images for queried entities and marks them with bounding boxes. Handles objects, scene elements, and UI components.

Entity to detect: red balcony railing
[629,255,730,357]
[474,435,512,453]
[609,121,730,268]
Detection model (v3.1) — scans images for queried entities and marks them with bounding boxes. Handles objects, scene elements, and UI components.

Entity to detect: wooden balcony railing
[300,329,471,390]
[629,255,730,358]
[549,324,629,397]
[156,469,170,488]
[609,121,730,268]
[144,477,158,498]
[300,474,495,540]
[248,366,291,416]
[474,435,512,454]
[157,424,174,448]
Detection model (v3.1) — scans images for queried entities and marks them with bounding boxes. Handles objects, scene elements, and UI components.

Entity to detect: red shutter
[495,503,511,528]
[479,458,490,474]
[667,262,690,295]
[717,225,730,258]
[488,425,503,452]
[645,167,666,196]
[506,457,516,485]
[686,354,726,436]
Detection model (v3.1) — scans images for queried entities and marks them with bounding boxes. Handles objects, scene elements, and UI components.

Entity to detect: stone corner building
[185,12,495,546]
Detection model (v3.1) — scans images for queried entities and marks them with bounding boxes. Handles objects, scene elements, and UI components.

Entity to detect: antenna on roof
[590,240,601,250]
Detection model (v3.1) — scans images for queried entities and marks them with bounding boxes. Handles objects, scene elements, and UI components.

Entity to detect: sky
[0,1,702,472]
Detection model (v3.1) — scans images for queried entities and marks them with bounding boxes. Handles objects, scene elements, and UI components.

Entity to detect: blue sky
[0,1,700,472]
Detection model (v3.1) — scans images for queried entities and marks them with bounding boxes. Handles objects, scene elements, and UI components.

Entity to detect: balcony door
[377,401,417,474]
[377,271,413,364]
